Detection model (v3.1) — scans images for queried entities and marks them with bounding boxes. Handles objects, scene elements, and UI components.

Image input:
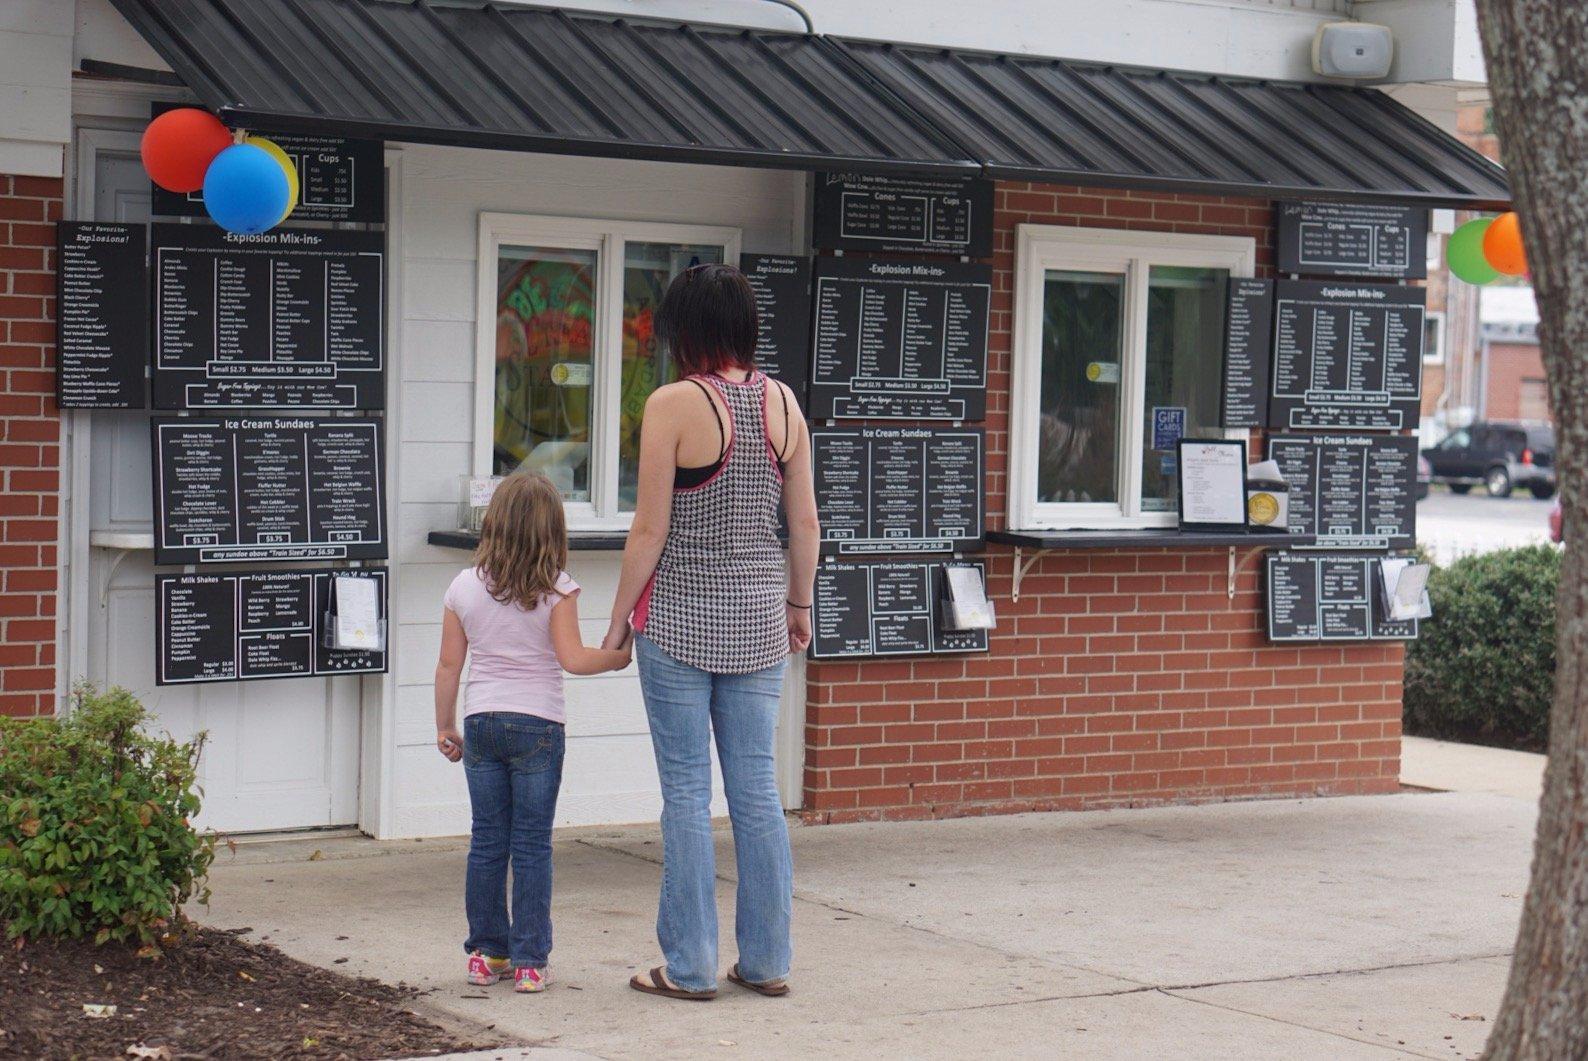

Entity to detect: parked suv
[1422,422,1556,499]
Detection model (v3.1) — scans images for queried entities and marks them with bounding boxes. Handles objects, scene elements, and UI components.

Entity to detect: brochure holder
[323,574,387,653]
[1375,558,1432,623]
[940,562,996,632]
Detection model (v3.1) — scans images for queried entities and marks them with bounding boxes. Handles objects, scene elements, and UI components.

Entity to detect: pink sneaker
[467,951,512,986]
[514,966,548,993]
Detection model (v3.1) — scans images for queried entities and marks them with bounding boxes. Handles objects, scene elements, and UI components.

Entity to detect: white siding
[386,144,802,837]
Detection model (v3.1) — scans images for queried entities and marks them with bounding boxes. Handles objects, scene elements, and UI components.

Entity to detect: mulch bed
[0,923,504,1059]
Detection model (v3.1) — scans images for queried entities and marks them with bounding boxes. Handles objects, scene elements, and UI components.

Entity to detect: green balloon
[1448,217,1500,284]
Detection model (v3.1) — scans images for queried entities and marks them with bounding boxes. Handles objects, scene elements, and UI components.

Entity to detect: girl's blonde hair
[473,472,568,610]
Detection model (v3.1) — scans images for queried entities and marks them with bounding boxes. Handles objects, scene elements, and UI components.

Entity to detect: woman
[603,263,820,1001]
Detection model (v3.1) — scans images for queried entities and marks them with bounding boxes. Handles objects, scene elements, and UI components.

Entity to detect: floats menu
[1222,278,1272,428]
[152,416,386,565]
[1266,553,1417,641]
[811,559,989,659]
[56,222,147,408]
[1268,280,1424,431]
[1268,434,1418,550]
[813,173,993,257]
[1276,201,1428,280]
[152,224,385,409]
[155,567,388,684]
[810,256,990,420]
[741,254,811,407]
[812,426,983,555]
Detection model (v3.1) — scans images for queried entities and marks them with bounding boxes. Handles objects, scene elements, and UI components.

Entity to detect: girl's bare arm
[434,607,467,761]
[551,591,632,675]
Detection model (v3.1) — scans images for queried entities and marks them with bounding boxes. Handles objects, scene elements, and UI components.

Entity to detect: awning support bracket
[1011,546,1049,603]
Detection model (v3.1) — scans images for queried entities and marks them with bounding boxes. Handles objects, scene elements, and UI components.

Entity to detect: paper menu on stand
[1378,558,1432,622]
[333,575,383,651]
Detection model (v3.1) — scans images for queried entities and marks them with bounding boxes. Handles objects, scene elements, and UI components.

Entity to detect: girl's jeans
[462,712,565,969]
[635,635,792,992]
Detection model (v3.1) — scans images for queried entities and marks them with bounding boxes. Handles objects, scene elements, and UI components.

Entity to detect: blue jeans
[635,635,792,992]
[462,712,565,968]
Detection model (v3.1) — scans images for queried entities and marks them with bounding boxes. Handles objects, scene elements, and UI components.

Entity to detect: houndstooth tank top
[632,371,788,674]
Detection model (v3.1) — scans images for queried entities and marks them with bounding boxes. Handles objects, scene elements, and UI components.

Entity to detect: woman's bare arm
[777,381,820,653]
[605,387,681,648]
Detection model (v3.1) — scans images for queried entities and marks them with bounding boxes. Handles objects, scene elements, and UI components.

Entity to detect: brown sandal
[628,966,716,1001]
[727,963,789,997]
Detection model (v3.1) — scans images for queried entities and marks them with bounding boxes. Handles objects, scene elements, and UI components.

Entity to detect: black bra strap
[687,377,728,462]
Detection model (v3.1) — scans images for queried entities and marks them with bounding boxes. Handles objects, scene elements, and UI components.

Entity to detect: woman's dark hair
[654,263,759,377]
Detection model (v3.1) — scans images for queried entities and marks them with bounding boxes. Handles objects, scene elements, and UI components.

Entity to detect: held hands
[786,603,812,654]
[602,617,634,670]
[436,726,463,763]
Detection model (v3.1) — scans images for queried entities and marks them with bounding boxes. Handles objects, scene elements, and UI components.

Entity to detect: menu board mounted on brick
[151,224,385,410]
[740,253,811,409]
[155,567,388,684]
[813,172,993,257]
[810,559,989,659]
[1265,553,1418,642]
[1267,280,1424,431]
[1267,434,1418,551]
[151,416,386,565]
[812,425,983,555]
[1221,278,1272,428]
[56,222,148,408]
[1276,201,1428,280]
[809,256,990,421]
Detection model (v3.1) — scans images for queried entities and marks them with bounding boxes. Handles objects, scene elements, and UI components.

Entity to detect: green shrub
[0,685,215,948]
[1403,545,1561,751]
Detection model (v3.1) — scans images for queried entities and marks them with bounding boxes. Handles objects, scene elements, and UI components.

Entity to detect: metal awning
[105,0,977,175]
[107,0,1508,208]
[831,38,1510,209]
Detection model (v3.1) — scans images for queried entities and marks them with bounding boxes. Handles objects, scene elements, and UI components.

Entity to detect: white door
[77,131,361,833]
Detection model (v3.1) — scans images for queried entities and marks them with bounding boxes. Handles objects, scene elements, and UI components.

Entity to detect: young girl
[434,471,631,994]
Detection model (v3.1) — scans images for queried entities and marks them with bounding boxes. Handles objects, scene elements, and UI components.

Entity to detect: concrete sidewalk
[200,776,1537,1060]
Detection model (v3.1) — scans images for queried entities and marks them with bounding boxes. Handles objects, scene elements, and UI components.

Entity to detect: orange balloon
[1482,212,1528,275]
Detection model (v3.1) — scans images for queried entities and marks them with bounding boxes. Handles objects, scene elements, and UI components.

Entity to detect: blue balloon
[203,143,290,234]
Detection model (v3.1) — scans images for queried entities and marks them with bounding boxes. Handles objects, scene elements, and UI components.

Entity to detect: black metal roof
[107,0,1509,207]
[106,0,977,175]
[832,38,1510,208]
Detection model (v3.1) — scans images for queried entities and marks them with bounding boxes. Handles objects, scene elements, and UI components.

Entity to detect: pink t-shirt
[443,567,579,724]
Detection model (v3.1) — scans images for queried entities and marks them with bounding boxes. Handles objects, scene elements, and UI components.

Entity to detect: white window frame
[1008,224,1256,531]
[1422,310,1446,365]
[475,213,741,530]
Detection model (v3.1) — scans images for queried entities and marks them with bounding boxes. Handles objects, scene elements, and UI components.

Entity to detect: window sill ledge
[987,529,1313,549]
[428,530,629,552]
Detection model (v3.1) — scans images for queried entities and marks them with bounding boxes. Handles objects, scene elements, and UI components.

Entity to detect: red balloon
[141,108,233,193]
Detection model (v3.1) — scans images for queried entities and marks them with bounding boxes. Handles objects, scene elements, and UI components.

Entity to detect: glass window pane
[617,242,725,511]
[1141,266,1230,513]
[1039,270,1124,504]
[495,246,597,498]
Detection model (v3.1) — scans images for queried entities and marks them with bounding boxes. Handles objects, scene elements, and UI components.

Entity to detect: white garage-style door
[72,127,361,834]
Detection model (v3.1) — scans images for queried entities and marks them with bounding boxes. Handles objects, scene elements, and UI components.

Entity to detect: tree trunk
[1471,4,1588,1058]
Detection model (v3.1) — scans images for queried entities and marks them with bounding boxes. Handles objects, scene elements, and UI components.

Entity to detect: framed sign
[152,416,387,565]
[1176,439,1249,532]
[155,567,388,684]
[812,172,993,257]
[812,425,984,555]
[1267,434,1418,551]
[810,559,990,659]
[1268,280,1424,431]
[1276,201,1428,280]
[1266,553,1418,641]
[809,256,990,420]
[740,253,811,408]
[151,223,385,410]
[56,222,148,408]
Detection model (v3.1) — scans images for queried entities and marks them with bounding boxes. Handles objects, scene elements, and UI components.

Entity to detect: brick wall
[1484,340,1548,422]
[0,175,62,717]
[802,182,1404,824]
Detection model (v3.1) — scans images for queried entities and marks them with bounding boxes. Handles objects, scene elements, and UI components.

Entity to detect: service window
[477,215,740,527]
[1008,226,1255,530]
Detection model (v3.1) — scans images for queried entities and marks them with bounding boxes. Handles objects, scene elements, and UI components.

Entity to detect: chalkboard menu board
[56,222,147,408]
[1266,553,1417,641]
[150,107,384,224]
[813,173,993,257]
[1268,280,1424,431]
[152,416,386,565]
[1268,434,1417,551]
[810,559,989,659]
[1221,278,1272,428]
[151,224,385,410]
[1276,201,1428,280]
[812,426,983,555]
[155,567,388,684]
[741,253,811,407]
[810,256,990,420]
